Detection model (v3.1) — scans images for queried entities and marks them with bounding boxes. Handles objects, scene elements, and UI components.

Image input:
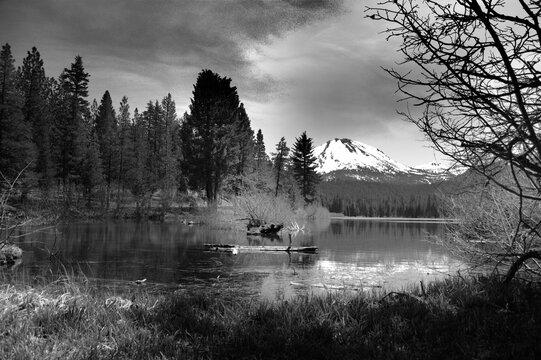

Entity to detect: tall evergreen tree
[235,104,254,176]
[272,137,290,197]
[0,43,34,180]
[56,55,89,188]
[89,98,99,121]
[181,69,241,203]
[227,103,255,194]
[116,95,132,202]
[80,122,103,207]
[160,93,178,194]
[38,77,59,190]
[142,100,162,192]
[291,131,320,203]
[254,129,267,170]
[19,47,45,126]
[130,107,151,211]
[95,90,117,208]
[250,128,274,192]
[19,47,53,188]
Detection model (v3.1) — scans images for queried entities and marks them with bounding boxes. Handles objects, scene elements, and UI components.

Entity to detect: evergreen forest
[319,179,442,218]
[1,43,451,218]
[0,44,324,215]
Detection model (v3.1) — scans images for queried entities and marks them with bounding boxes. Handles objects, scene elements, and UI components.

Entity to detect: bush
[440,181,541,281]
[234,193,295,225]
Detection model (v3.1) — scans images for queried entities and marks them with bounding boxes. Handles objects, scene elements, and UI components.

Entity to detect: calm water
[7,219,462,299]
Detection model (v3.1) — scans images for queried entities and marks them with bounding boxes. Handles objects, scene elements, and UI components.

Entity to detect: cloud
[247,1,405,135]
[0,0,343,109]
[0,0,439,165]
[0,0,344,89]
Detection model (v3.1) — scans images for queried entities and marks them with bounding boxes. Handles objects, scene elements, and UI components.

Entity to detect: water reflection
[4,219,462,299]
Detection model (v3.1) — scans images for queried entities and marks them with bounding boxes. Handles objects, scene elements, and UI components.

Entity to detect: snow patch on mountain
[412,161,468,176]
[313,138,463,183]
[411,162,448,174]
[314,138,410,174]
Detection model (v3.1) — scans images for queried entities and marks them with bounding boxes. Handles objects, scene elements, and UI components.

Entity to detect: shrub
[234,193,295,225]
[440,181,541,281]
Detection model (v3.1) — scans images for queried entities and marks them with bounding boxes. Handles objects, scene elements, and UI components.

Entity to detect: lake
[7,218,463,300]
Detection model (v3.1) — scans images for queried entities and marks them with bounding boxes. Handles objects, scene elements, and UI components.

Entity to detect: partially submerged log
[202,244,318,254]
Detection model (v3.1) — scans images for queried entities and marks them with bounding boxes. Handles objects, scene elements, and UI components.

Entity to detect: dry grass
[1,274,540,359]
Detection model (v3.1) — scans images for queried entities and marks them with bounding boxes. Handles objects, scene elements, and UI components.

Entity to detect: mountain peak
[315,138,410,175]
[314,138,459,183]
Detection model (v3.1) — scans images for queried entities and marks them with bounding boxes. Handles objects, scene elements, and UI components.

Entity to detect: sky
[0,0,443,166]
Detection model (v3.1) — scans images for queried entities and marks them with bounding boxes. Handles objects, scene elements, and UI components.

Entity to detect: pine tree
[179,111,198,191]
[291,131,320,203]
[181,69,240,203]
[0,43,34,181]
[95,90,117,208]
[160,93,178,195]
[56,55,90,189]
[272,137,290,197]
[228,103,255,194]
[19,47,51,188]
[235,104,254,176]
[80,122,103,207]
[130,108,150,211]
[142,100,161,192]
[89,98,99,121]
[37,77,59,190]
[254,129,267,170]
[116,95,132,204]
[250,128,274,192]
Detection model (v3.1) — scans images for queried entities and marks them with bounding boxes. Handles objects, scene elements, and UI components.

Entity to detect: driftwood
[202,244,318,254]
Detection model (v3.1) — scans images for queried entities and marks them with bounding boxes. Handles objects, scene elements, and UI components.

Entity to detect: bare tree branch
[367,0,541,281]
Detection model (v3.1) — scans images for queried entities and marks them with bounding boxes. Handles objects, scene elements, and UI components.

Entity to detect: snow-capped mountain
[315,138,410,175]
[314,138,457,183]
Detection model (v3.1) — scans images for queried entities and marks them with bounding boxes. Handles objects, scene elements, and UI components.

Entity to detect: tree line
[319,180,441,218]
[0,44,321,212]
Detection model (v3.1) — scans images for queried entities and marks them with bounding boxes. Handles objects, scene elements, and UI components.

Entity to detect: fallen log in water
[202,244,318,254]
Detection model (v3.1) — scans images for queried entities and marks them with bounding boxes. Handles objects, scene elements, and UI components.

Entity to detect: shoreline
[330,215,459,223]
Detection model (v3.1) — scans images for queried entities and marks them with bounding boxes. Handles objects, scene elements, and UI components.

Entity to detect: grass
[1,274,540,359]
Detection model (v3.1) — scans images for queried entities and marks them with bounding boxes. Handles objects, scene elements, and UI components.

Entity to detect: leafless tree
[367,0,541,281]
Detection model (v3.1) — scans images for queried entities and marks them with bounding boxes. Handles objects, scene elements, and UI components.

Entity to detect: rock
[0,244,23,262]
